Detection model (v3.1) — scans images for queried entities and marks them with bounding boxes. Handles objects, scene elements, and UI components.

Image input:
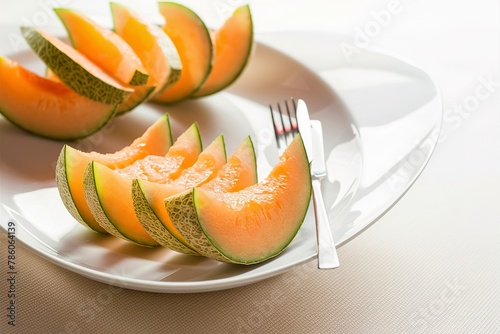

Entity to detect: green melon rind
[83,162,158,247]
[55,146,99,231]
[54,7,149,87]
[149,24,183,93]
[116,85,155,115]
[192,5,254,98]
[21,26,131,105]
[127,69,149,86]
[165,190,230,262]
[132,180,199,254]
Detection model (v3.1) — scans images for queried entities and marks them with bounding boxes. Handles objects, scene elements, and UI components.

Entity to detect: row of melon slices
[56,114,312,265]
[0,2,253,140]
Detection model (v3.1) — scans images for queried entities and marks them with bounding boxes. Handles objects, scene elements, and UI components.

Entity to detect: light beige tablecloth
[1,0,499,333]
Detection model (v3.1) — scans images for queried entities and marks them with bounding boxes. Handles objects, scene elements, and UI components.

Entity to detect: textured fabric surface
[1,0,499,333]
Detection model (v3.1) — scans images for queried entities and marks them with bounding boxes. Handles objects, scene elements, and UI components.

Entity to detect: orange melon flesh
[83,124,202,246]
[192,5,253,97]
[147,136,257,254]
[191,135,311,264]
[0,56,115,140]
[202,136,257,193]
[134,135,227,253]
[55,8,149,86]
[55,114,173,233]
[110,2,182,97]
[21,27,132,105]
[153,2,212,104]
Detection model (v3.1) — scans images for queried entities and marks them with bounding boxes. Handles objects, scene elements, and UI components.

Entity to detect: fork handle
[312,179,340,269]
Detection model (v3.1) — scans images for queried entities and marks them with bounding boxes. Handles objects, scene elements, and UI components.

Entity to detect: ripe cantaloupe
[83,124,203,246]
[55,114,173,233]
[166,135,311,264]
[134,136,257,254]
[21,26,132,105]
[55,8,154,114]
[55,8,148,86]
[152,2,213,104]
[0,56,116,140]
[192,5,254,97]
[110,2,182,98]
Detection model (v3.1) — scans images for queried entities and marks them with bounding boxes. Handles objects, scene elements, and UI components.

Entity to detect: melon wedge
[55,8,148,86]
[55,114,173,233]
[0,56,116,140]
[192,5,254,97]
[166,134,311,264]
[110,2,182,98]
[152,2,213,104]
[54,8,154,114]
[21,26,132,105]
[133,134,230,253]
[83,123,203,246]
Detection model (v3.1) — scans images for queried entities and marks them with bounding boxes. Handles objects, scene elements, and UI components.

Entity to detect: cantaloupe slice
[55,114,173,233]
[152,2,213,104]
[54,8,154,114]
[55,8,148,86]
[192,5,253,97]
[110,2,182,98]
[134,136,257,254]
[166,135,311,264]
[133,134,236,253]
[0,56,116,140]
[83,123,203,246]
[21,26,132,105]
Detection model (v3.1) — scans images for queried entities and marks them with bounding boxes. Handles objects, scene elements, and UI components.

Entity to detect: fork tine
[277,103,288,144]
[291,98,299,135]
[269,104,281,149]
[285,98,299,136]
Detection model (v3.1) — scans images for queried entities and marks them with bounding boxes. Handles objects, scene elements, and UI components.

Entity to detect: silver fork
[269,98,340,269]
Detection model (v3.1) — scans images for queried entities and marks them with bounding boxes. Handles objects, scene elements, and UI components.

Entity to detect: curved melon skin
[167,135,311,265]
[21,26,132,105]
[115,85,155,115]
[55,114,173,233]
[133,135,227,254]
[132,180,197,254]
[55,8,149,86]
[192,5,254,98]
[45,68,153,115]
[110,2,182,98]
[0,56,116,141]
[152,2,213,104]
[83,123,202,246]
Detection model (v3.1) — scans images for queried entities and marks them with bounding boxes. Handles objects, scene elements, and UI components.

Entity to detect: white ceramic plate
[0,30,441,293]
